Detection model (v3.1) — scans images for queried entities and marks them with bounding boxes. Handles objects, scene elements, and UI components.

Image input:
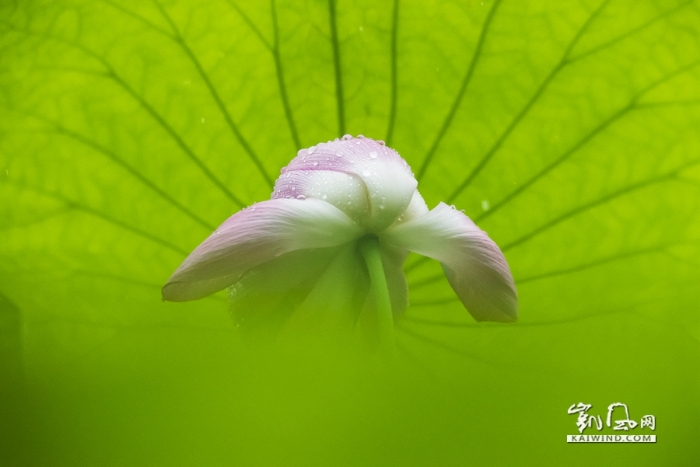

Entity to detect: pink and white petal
[279,137,417,231]
[390,190,429,227]
[283,136,411,177]
[272,170,369,225]
[162,198,362,302]
[382,203,517,322]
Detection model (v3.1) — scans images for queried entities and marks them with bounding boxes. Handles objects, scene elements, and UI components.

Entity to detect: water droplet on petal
[369,151,377,159]
[297,195,306,200]
[312,161,319,166]
[362,169,371,177]
[336,152,343,157]
[321,193,328,200]
[357,134,365,139]
[308,146,316,154]
[342,134,353,141]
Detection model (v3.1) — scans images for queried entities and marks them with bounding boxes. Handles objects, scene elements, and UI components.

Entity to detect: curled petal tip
[161,281,188,302]
[384,202,518,323]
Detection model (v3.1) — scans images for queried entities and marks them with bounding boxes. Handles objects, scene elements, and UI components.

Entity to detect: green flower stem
[358,235,395,351]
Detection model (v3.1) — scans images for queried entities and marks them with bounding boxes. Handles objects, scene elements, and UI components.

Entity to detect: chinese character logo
[567,402,655,434]
[568,403,603,433]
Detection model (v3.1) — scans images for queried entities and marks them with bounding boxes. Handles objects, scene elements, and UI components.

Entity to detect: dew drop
[362,169,371,177]
[342,134,353,141]
[336,152,343,157]
[357,134,365,139]
[297,195,306,200]
[481,200,490,211]
[312,161,319,166]
[308,146,316,154]
[377,140,386,146]
[321,193,328,200]
[369,151,377,159]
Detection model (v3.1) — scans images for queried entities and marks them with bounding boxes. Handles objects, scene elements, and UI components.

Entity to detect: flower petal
[390,190,429,227]
[379,243,409,317]
[284,243,365,336]
[162,198,362,301]
[229,246,344,337]
[272,170,369,226]
[275,136,417,231]
[382,203,517,322]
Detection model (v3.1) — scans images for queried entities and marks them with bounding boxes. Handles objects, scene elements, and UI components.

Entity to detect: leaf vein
[4,181,189,256]
[445,0,612,201]
[153,0,275,188]
[328,0,345,135]
[271,0,302,149]
[384,0,400,146]
[416,0,503,181]
[2,24,247,207]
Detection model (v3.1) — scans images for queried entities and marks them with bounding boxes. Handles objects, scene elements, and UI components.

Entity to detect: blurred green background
[1,0,699,465]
